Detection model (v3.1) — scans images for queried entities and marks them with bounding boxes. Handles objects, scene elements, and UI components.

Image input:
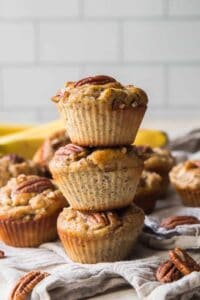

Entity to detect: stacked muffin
[50,75,148,263]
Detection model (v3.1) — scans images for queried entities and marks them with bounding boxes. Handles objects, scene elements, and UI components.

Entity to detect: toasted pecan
[86,212,122,229]
[156,260,182,283]
[169,248,200,275]
[161,215,200,230]
[10,271,49,300]
[75,75,116,87]
[16,176,54,194]
[55,144,84,156]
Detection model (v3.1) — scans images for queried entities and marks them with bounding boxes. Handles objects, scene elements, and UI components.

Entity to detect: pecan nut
[16,176,54,194]
[55,144,84,156]
[86,212,122,229]
[0,250,5,258]
[75,75,116,87]
[161,215,200,230]
[156,260,182,283]
[10,270,49,300]
[169,248,200,275]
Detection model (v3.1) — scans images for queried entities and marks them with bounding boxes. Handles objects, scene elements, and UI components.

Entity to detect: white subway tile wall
[0,0,199,123]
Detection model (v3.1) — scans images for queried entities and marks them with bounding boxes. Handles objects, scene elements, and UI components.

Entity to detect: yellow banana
[0,119,64,159]
[0,123,31,137]
[134,129,168,148]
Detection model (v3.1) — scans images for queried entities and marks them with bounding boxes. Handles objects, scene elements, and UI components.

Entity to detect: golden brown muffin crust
[136,170,162,196]
[0,174,66,220]
[137,146,175,173]
[50,144,143,172]
[170,160,200,190]
[0,154,43,188]
[51,75,148,108]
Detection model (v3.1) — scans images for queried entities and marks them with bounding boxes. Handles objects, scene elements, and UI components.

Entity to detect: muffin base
[54,167,143,211]
[174,188,200,207]
[58,225,143,264]
[64,102,146,146]
[0,211,60,247]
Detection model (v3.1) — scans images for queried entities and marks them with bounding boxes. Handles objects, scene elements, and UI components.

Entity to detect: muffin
[49,144,143,211]
[57,204,144,263]
[170,160,200,207]
[0,154,44,188]
[137,146,175,196]
[51,75,148,146]
[33,130,70,174]
[133,171,162,214]
[0,174,67,247]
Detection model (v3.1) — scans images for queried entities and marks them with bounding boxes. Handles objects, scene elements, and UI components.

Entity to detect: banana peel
[0,119,64,159]
[0,123,31,137]
[134,129,168,148]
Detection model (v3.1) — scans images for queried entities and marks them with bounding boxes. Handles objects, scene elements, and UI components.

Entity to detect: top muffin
[51,75,148,147]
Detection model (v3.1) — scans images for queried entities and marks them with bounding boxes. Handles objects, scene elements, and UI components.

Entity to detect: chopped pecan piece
[169,248,200,275]
[161,215,200,230]
[16,177,54,194]
[156,260,182,283]
[0,250,5,258]
[55,144,84,156]
[75,75,116,87]
[10,270,49,300]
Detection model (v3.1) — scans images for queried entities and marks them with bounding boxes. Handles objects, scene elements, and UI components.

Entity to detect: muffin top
[58,204,144,238]
[0,154,44,188]
[0,174,67,220]
[170,160,200,190]
[33,130,70,170]
[51,75,148,109]
[136,146,175,173]
[136,170,162,196]
[49,144,143,172]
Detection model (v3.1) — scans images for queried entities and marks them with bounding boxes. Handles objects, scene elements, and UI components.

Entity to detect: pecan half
[86,212,122,229]
[16,177,54,194]
[75,75,116,87]
[55,144,84,156]
[169,248,200,275]
[4,154,25,164]
[161,215,200,230]
[10,271,49,300]
[0,250,5,258]
[156,260,182,283]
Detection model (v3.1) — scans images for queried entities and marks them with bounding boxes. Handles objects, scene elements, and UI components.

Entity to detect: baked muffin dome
[51,75,148,146]
[49,144,143,211]
[170,160,200,207]
[57,204,144,263]
[0,154,44,188]
[133,170,162,214]
[0,174,67,247]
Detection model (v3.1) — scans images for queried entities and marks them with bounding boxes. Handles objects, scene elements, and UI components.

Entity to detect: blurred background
[0,0,199,133]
